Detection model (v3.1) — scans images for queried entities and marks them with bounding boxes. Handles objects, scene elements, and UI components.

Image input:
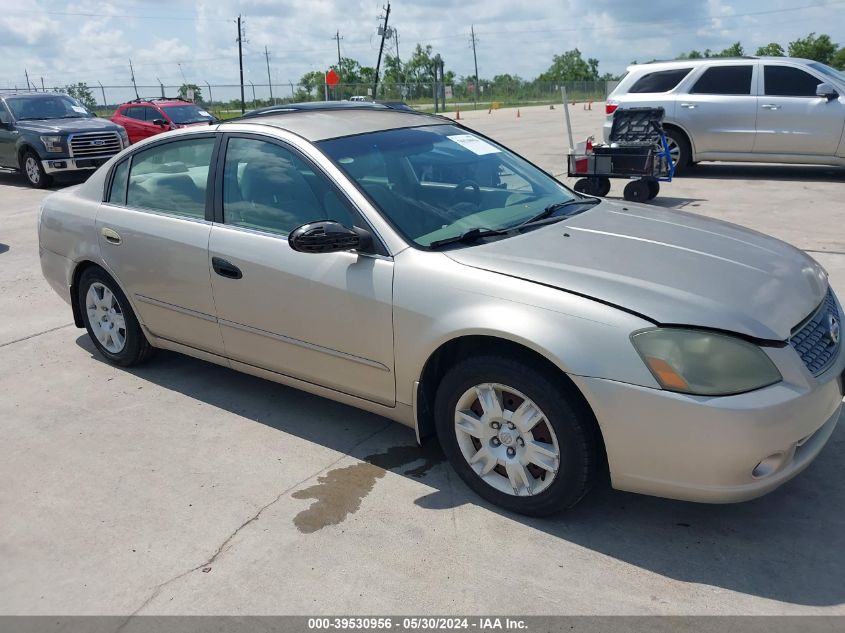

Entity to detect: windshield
[161,104,216,124]
[318,125,577,248]
[6,95,92,120]
[808,62,845,85]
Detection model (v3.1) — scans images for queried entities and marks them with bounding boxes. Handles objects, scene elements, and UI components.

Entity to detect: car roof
[627,56,818,71]
[1,92,71,99]
[225,103,450,142]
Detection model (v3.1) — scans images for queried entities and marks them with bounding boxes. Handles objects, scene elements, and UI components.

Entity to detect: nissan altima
[38,102,844,516]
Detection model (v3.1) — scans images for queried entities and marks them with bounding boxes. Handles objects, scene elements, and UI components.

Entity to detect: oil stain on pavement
[292,443,445,533]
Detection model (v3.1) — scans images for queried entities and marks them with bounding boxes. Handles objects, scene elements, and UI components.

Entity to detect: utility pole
[470,25,479,110]
[333,30,343,100]
[24,68,31,91]
[373,2,391,99]
[40,77,45,92]
[129,58,139,99]
[205,81,213,109]
[236,15,246,114]
[98,81,107,106]
[249,80,256,108]
[264,46,274,103]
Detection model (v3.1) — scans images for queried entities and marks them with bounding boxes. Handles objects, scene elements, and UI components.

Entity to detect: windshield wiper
[518,197,600,227]
[429,227,510,249]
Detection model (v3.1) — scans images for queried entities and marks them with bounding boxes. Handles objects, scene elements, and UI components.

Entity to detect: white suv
[604,57,845,173]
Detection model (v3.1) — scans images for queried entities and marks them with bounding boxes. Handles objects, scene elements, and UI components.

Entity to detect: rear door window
[629,68,692,93]
[764,65,822,97]
[108,159,130,205]
[126,137,215,218]
[690,65,753,95]
[122,106,143,120]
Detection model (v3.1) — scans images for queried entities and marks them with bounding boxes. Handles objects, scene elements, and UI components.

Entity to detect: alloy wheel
[25,156,40,185]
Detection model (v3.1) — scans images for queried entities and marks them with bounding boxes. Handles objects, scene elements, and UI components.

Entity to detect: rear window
[764,65,822,97]
[629,68,692,93]
[691,65,753,95]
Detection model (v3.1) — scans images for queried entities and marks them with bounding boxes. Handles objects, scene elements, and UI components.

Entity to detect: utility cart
[566,106,674,202]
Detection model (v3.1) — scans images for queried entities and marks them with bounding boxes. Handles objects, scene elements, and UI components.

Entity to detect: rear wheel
[645,178,660,200]
[78,267,154,367]
[573,178,593,195]
[21,150,52,189]
[434,355,598,516]
[593,176,611,197]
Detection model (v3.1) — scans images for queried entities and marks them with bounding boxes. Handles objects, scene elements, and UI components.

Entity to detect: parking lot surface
[1,105,844,615]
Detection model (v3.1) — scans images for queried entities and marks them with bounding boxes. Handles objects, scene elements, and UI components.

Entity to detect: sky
[1,0,844,103]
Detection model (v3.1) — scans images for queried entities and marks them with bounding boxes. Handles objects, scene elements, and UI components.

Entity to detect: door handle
[761,104,781,110]
[680,103,698,109]
[101,227,122,244]
[212,257,243,280]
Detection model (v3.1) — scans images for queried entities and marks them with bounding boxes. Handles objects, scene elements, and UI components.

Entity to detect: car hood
[445,200,828,341]
[15,117,122,135]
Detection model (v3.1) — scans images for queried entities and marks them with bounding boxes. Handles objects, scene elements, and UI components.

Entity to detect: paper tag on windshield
[71,105,88,113]
[447,134,500,155]
[198,110,211,117]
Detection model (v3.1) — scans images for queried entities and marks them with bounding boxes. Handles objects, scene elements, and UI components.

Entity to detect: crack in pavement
[0,323,74,349]
[122,420,394,620]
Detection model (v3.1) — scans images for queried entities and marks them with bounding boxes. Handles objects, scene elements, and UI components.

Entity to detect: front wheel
[78,267,154,366]
[434,355,599,516]
[21,150,52,189]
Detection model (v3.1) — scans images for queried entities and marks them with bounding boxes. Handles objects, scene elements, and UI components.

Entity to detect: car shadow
[682,163,845,182]
[0,243,8,255]
[74,334,845,607]
[0,170,85,190]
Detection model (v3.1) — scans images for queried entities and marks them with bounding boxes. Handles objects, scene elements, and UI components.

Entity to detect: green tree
[718,42,744,57]
[788,32,837,64]
[177,83,202,102]
[538,48,600,82]
[832,47,845,69]
[756,42,785,56]
[298,70,327,99]
[64,82,96,108]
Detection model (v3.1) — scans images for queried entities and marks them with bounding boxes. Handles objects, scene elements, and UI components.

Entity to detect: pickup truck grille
[789,288,840,376]
[68,132,122,158]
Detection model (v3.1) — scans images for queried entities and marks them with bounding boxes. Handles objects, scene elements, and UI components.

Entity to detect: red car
[110,98,217,144]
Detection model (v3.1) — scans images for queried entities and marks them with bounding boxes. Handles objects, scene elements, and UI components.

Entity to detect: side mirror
[152,118,168,127]
[289,220,374,254]
[816,83,838,100]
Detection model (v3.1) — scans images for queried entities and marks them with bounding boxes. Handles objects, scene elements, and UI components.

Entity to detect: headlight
[631,328,782,396]
[40,135,63,153]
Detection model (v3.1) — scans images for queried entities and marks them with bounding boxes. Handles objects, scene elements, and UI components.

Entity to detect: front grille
[789,288,840,375]
[68,132,122,158]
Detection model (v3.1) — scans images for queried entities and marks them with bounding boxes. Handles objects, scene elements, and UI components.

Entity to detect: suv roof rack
[643,55,759,64]
[125,97,190,104]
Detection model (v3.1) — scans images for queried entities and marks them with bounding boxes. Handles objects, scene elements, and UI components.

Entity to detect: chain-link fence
[0,80,616,118]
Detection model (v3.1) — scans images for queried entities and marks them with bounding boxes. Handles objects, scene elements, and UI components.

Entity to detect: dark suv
[0,92,129,188]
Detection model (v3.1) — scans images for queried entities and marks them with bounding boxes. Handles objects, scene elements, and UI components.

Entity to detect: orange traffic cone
[517,109,521,118]
[455,107,461,120]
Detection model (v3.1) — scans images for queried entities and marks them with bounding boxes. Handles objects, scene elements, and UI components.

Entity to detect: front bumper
[42,154,116,174]
[571,350,844,503]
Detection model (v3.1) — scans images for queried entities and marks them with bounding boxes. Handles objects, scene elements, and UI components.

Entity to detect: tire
[645,178,660,200]
[594,177,611,197]
[664,128,691,175]
[434,354,599,516]
[78,267,154,367]
[21,150,52,189]
[573,178,593,195]
[623,179,650,202]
